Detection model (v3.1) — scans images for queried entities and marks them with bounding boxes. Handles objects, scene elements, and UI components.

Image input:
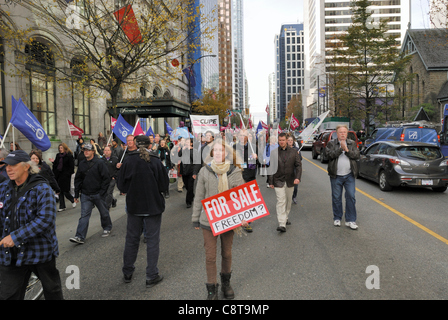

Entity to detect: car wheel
[320,149,327,163]
[378,170,392,191]
[312,147,317,159]
[432,186,447,192]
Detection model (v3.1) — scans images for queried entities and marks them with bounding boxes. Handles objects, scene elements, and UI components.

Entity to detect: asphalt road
[54,150,448,300]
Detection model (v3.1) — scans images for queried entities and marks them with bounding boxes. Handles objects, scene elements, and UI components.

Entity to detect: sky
[243,0,431,125]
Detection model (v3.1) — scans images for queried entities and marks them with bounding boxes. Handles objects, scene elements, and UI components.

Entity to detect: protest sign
[190,115,219,134]
[201,180,269,236]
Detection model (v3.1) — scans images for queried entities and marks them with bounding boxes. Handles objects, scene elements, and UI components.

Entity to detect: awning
[107,97,191,118]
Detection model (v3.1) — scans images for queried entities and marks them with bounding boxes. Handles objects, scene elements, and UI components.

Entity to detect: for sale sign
[201,180,270,236]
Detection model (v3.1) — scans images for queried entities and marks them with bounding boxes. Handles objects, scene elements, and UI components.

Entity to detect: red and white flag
[111,117,117,129]
[290,114,300,130]
[67,120,84,138]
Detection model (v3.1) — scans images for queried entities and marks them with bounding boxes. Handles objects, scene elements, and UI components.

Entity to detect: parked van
[364,124,440,150]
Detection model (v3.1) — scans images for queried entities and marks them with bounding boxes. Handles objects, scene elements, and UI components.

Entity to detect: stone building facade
[398,29,448,122]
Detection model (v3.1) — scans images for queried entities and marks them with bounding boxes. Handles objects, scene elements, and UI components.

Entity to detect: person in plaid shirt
[0,150,63,300]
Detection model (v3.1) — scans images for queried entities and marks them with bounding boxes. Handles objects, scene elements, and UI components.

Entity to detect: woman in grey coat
[192,139,248,300]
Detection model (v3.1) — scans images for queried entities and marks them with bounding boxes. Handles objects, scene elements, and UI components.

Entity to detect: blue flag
[256,121,263,135]
[165,121,173,135]
[182,66,196,87]
[10,96,51,151]
[145,126,154,137]
[112,114,134,143]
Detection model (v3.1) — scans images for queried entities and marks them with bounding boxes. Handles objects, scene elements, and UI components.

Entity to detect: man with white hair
[325,125,360,230]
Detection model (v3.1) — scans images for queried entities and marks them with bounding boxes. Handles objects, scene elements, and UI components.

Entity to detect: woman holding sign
[192,139,248,300]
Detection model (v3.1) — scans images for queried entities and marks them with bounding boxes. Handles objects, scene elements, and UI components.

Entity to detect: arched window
[71,58,90,135]
[25,40,56,135]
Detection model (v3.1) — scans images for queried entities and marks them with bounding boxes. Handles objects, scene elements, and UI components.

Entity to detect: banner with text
[190,115,220,135]
[201,180,270,236]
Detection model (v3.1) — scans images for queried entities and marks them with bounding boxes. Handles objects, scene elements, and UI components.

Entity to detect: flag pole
[120,117,140,164]
[66,119,77,151]
[0,123,11,149]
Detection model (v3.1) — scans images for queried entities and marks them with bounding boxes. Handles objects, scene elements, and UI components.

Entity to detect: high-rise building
[200,0,220,92]
[275,23,305,121]
[218,0,234,108]
[303,0,411,118]
[232,0,246,111]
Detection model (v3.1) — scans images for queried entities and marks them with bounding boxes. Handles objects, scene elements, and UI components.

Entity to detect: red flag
[67,120,84,138]
[261,121,269,130]
[114,5,142,45]
[265,104,270,115]
[290,114,300,130]
[133,121,145,136]
[111,117,117,129]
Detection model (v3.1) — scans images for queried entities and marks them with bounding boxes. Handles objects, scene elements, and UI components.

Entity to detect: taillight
[438,135,440,142]
[400,134,405,141]
[389,158,410,166]
[439,159,448,167]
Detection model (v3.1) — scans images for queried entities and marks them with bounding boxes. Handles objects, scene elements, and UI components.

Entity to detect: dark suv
[364,124,440,150]
[312,129,360,163]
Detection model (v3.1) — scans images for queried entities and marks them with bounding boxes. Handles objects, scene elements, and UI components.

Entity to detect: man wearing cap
[70,143,112,244]
[0,150,63,299]
[118,135,169,288]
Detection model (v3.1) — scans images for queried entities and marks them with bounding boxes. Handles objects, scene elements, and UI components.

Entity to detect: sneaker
[72,202,77,208]
[102,230,111,237]
[69,236,84,244]
[58,208,66,212]
[334,220,341,227]
[123,274,133,284]
[146,274,163,288]
[292,197,297,204]
[345,222,358,230]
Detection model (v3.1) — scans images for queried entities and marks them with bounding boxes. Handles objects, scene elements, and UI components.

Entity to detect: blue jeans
[330,173,357,222]
[75,193,112,240]
[123,213,162,280]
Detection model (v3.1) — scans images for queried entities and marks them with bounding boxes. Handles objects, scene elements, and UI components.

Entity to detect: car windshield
[396,146,442,160]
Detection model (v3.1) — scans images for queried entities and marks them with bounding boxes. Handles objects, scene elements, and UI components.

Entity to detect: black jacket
[325,139,360,178]
[102,155,119,180]
[74,156,110,198]
[117,151,169,216]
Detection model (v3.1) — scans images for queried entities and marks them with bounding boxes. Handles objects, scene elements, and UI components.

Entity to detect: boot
[165,190,170,199]
[220,272,234,299]
[206,283,219,300]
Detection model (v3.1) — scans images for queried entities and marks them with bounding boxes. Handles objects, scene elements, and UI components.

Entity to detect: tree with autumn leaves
[0,0,216,118]
[328,0,411,134]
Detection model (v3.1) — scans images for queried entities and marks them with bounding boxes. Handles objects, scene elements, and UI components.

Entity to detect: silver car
[358,141,448,192]
[298,133,319,150]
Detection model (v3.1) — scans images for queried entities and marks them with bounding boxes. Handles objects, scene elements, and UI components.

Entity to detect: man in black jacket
[117,135,169,288]
[102,146,118,209]
[70,143,112,244]
[325,125,360,230]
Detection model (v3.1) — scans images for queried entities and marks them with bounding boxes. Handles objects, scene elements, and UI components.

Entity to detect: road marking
[303,157,448,245]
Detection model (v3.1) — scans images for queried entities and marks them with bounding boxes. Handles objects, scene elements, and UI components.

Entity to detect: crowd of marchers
[0,124,360,300]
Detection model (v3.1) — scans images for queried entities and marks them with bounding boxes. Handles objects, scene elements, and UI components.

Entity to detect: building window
[71,58,90,135]
[25,40,57,136]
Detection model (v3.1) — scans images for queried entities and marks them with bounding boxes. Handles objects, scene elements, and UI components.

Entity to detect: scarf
[210,159,230,193]
[57,152,66,171]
